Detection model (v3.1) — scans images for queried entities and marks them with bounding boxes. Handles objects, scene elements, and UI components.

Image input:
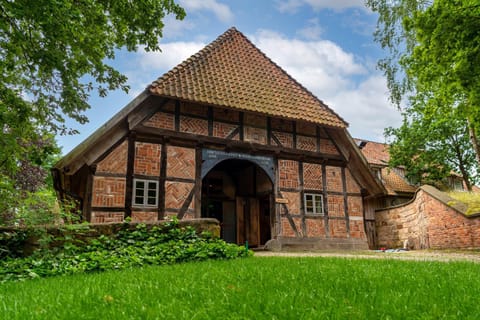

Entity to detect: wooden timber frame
[53,93,386,249]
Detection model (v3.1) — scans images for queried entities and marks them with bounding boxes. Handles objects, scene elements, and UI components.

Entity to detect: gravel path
[253,250,480,263]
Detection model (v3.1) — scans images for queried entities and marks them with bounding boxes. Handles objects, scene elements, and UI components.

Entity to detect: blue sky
[58,0,403,154]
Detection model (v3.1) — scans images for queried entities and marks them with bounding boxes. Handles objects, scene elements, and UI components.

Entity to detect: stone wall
[1,219,220,257]
[376,185,480,249]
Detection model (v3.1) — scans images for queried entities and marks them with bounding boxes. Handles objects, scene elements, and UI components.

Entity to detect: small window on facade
[133,179,158,207]
[304,193,324,215]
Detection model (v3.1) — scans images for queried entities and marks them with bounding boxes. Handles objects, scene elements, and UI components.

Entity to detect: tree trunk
[468,119,480,167]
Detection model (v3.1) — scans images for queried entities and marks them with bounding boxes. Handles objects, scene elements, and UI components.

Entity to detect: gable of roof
[54,28,384,197]
[381,167,417,195]
[150,27,347,128]
[354,139,390,166]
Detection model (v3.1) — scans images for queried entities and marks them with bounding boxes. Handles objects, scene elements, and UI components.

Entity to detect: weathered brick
[303,162,323,190]
[297,135,316,152]
[143,111,175,130]
[278,160,299,189]
[165,181,195,210]
[348,196,363,216]
[180,116,208,135]
[91,211,124,223]
[213,122,238,139]
[328,195,345,217]
[326,166,343,192]
[282,191,301,215]
[320,138,339,155]
[92,177,126,207]
[306,219,326,237]
[166,146,195,179]
[244,126,267,144]
[134,142,161,176]
[132,211,158,223]
[329,219,348,238]
[345,168,361,193]
[272,130,293,148]
[96,140,127,174]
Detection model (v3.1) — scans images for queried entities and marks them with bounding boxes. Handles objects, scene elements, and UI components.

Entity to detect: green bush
[0,219,252,282]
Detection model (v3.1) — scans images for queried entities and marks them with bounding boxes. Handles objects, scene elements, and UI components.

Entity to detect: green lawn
[1,256,479,319]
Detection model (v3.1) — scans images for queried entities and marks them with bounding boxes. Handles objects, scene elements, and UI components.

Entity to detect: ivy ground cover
[2,257,480,319]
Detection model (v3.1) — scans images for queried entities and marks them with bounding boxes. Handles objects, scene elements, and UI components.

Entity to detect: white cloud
[251,29,366,95]
[179,0,234,23]
[276,0,367,13]
[123,29,399,144]
[297,18,324,40]
[328,75,402,141]
[250,30,399,141]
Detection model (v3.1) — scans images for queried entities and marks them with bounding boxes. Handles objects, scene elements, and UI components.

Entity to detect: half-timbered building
[53,28,385,250]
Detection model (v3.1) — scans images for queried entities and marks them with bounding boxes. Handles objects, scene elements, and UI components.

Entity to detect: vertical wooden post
[194,146,202,218]
[342,167,350,237]
[158,142,167,220]
[322,162,330,237]
[124,133,136,219]
[239,112,244,141]
[83,166,95,222]
[267,117,272,145]
[292,121,297,149]
[299,161,306,237]
[207,106,213,137]
[316,126,321,153]
[174,100,180,132]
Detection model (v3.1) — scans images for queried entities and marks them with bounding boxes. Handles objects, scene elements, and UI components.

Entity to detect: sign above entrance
[201,149,275,182]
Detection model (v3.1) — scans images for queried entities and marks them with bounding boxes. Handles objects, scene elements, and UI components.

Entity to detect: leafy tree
[0,0,185,223]
[387,106,478,190]
[366,0,480,179]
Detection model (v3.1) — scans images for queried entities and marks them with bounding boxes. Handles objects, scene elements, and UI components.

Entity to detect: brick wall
[213,122,238,139]
[320,139,339,155]
[278,160,299,189]
[144,111,175,130]
[244,126,267,144]
[96,141,127,174]
[272,131,293,148]
[91,212,124,223]
[376,185,480,249]
[134,142,161,176]
[326,166,342,192]
[297,135,316,152]
[166,146,196,214]
[92,177,126,207]
[180,116,208,135]
[303,162,322,190]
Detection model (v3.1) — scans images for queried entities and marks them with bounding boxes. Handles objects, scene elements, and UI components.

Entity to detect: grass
[2,257,480,319]
[448,191,480,215]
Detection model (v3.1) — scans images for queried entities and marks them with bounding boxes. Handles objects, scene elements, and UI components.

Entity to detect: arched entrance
[201,159,273,247]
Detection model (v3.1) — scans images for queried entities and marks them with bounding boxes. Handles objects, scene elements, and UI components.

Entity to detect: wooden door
[236,197,260,247]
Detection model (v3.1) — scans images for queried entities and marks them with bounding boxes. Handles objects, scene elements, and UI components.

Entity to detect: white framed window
[133,179,158,207]
[304,193,324,215]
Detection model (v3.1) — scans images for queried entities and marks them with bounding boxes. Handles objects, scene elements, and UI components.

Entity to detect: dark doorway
[201,159,273,247]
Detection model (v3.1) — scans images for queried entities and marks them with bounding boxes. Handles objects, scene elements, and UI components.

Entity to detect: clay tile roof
[149,27,347,128]
[382,167,417,195]
[354,139,390,166]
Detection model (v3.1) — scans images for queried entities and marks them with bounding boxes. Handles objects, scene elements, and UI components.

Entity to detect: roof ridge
[149,27,347,128]
[232,29,348,127]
